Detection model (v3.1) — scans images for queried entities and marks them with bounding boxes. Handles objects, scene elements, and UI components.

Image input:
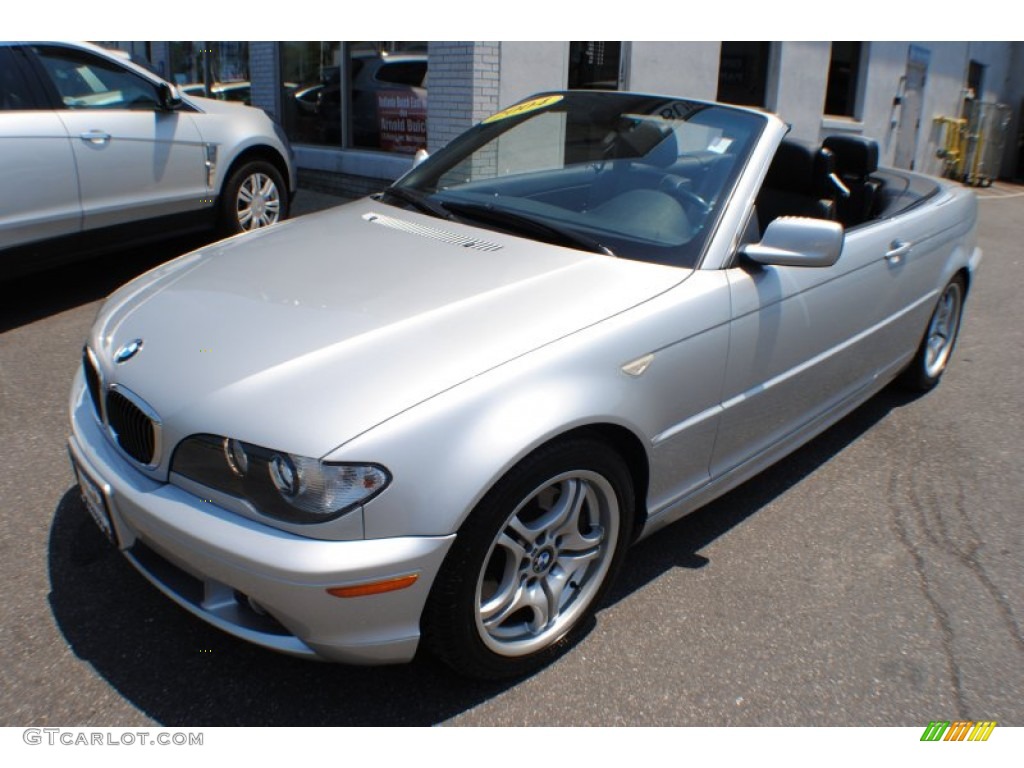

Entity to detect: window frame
[824,41,868,120]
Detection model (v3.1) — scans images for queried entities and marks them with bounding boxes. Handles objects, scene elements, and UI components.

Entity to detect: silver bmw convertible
[68,91,980,679]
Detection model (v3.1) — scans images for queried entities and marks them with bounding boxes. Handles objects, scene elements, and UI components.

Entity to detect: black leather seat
[822,135,881,227]
[756,140,838,231]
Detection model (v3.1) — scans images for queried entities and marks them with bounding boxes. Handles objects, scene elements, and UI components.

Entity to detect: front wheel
[899,274,965,391]
[423,438,634,679]
[220,160,288,235]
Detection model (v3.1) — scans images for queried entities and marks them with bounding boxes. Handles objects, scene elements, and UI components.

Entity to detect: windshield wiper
[438,200,615,257]
[378,186,453,220]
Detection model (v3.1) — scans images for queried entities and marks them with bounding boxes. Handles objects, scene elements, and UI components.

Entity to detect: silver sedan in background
[68,90,979,679]
[0,40,295,279]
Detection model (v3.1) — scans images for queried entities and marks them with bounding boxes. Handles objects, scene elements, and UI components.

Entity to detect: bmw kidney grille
[82,348,161,467]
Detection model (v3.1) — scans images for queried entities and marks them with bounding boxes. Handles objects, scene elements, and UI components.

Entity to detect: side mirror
[741,216,844,268]
[412,148,430,168]
[157,82,183,111]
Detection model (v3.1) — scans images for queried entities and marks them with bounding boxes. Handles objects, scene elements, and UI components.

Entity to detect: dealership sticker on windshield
[483,95,564,124]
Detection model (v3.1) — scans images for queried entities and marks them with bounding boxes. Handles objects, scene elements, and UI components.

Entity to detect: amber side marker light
[326,573,419,598]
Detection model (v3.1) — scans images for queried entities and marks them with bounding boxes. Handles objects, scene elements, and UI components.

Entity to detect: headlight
[171,434,390,524]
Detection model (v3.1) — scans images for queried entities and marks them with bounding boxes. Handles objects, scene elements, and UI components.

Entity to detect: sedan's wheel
[220,161,288,235]
[899,274,965,391]
[423,438,634,679]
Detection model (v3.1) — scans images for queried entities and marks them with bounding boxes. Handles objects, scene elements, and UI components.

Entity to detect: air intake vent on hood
[362,212,503,252]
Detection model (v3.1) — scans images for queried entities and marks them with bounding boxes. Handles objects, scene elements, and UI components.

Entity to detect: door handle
[80,130,111,145]
[885,239,912,265]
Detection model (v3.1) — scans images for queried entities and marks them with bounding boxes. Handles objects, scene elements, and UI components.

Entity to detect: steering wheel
[659,174,712,218]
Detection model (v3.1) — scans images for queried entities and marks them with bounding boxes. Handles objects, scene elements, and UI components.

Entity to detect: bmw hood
[89,198,686,468]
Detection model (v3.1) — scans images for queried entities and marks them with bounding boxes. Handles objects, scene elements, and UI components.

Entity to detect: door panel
[29,44,207,231]
[0,46,81,249]
[712,220,912,476]
[869,198,963,350]
[57,110,207,229]
[0,111,81,249]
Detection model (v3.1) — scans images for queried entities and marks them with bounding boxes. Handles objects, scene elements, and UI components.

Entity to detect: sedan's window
[0,48,42,110]
[390,91,766,268]
[31,45,161,110]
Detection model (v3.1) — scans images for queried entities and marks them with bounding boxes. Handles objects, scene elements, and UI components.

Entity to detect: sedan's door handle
[79,130,111,145]
[885,239,912,265]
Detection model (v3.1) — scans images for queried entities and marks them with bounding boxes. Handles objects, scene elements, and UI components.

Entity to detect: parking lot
[0,184,1021,726]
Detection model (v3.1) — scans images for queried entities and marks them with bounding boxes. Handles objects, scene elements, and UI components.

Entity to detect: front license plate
[70,453,116,545]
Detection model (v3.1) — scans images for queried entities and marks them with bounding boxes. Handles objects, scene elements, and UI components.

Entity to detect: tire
[423,437,634,679]
[899,274,965,392]
[219,160,288,235]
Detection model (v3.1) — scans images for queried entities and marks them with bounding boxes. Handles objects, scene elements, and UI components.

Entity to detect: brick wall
[426,41,501,153]
[248,42,280,122]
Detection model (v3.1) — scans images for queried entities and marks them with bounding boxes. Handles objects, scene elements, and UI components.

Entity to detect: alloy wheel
[236,172,282,231]
[474,470,620,657]
[923,281,963,379]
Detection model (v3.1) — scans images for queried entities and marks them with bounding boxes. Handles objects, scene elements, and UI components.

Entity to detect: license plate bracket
[70,451,116,546]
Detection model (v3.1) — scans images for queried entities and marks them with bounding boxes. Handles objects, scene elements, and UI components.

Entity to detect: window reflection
[280,41,428,154]
[350,42,428,153]
[280,42,342,146]
[170,42,250,104]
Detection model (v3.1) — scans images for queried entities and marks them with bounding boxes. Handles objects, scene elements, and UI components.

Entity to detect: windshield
[388,91,766,267]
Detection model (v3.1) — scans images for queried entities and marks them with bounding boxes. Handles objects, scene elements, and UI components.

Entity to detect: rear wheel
[899,274,965,391]
[220,160,288,235]
[423,438,634,679]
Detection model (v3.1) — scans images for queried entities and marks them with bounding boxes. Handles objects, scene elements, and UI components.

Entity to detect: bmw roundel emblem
[114,339,143,364]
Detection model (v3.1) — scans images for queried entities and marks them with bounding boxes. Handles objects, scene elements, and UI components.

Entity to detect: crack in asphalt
[947,480,1024,653]
[889,467,968,719]
[888,442,1024,721]
[910,459,1024,652]
[941,481,1024,658]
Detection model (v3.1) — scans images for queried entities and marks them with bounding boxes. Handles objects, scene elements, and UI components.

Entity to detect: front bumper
[68,369,454,664]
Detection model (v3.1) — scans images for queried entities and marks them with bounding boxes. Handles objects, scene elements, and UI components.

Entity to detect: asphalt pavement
[0,184,1020,726]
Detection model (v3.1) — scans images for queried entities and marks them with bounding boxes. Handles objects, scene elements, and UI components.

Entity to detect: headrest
[765,140,835,196]
[616,118,678,167]
[823,135,879,178]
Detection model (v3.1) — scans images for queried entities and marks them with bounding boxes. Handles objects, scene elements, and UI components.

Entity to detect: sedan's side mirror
[741,216,844,268]
[412,148,430,168]
[157,82,183,111]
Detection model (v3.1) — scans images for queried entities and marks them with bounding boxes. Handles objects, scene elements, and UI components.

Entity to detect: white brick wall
[426,41,501,153]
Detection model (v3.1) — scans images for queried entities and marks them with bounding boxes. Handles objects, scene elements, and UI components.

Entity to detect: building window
[717,42,771,107]
[825,42,863,118]
[280,42,342,147]
[350,42,428,154]
[168,42,250,104]
[963,59,986,118]
[279,41,428,155]
[568,42,621,90]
